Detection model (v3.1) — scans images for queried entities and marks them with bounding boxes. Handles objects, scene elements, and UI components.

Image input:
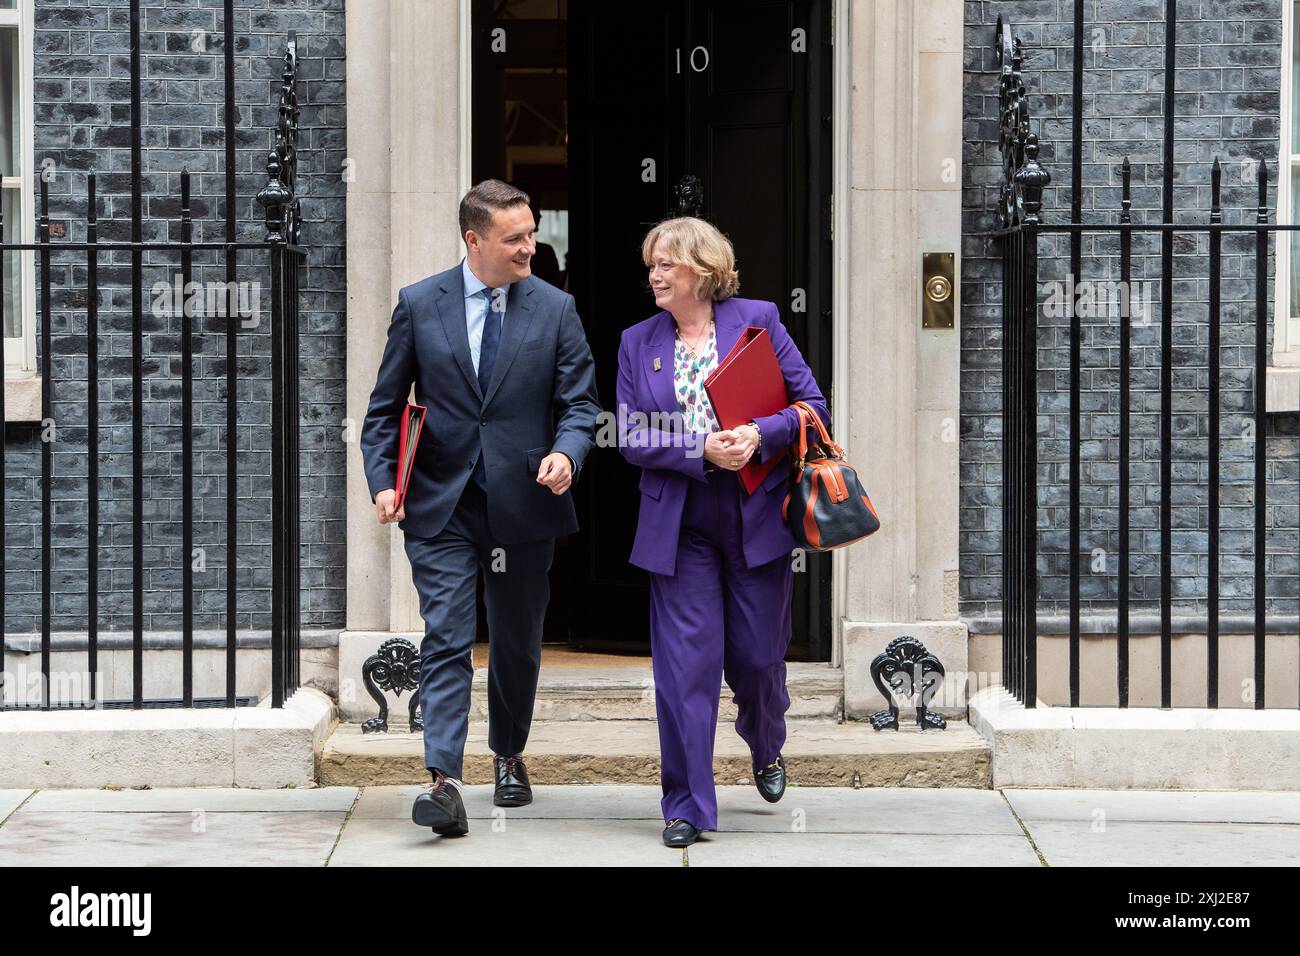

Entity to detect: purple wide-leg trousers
[647,467,794,831]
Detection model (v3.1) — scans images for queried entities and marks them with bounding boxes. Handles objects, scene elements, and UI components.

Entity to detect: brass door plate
[922,252,955,329]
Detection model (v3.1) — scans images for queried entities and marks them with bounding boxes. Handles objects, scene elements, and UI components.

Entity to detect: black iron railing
[0,3,306,710]
[987,12,1298,710]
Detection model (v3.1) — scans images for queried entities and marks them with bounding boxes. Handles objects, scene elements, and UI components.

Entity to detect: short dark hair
[459,179,532,241]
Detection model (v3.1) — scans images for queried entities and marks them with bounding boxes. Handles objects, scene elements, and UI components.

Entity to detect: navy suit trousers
[402,479,555,779]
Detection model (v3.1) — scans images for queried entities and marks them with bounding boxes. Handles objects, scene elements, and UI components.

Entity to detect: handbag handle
[790,400,842,462]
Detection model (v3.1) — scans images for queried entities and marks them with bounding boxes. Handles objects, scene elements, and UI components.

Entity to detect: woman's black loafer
[662,818,700,847]
[755,755,787,803]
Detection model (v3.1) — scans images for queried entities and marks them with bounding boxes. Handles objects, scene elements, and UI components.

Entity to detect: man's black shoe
[412,772,468,835]
[493,754,532,807]
[754,755,787,803]
[662,819,700,847]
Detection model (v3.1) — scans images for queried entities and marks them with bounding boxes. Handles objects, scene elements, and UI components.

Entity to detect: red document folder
[394,403,427,510]
[703,327,788,494]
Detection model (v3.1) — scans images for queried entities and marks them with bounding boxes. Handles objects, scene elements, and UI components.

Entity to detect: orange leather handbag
[781,400,880,551]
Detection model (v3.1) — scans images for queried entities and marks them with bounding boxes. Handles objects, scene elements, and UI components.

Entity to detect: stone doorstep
[343,662,845,723]
[969,686,1300,790]
[317,718,992,789]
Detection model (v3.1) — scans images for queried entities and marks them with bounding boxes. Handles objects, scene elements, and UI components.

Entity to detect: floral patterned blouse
[674,319,720,433]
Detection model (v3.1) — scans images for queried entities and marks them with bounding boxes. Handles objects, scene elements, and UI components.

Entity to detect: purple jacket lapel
[639,299,749,415]
[640,312,678,414]
[712,296,747,365]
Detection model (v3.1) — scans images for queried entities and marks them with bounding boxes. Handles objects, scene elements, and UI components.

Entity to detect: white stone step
[319,716,991,788]
[343,662,844,724]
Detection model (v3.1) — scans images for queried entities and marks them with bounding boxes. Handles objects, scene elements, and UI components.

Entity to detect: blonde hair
[641,216,740,301]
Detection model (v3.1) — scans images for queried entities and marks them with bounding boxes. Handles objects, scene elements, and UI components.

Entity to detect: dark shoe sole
[662,825,701,847]
[663,834,698,847]
[493,787,532,808]
[412,798,469,835]
[430,818,469,837]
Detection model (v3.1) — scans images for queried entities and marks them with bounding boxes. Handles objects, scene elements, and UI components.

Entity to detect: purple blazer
[615,296,831,576]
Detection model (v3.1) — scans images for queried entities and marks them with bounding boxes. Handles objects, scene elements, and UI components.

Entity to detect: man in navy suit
[360,180,600,836]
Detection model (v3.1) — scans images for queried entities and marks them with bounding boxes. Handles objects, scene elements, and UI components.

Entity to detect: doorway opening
[470,0,834,662]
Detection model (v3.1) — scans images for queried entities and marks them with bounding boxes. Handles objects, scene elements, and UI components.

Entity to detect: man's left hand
[536,452,573,495]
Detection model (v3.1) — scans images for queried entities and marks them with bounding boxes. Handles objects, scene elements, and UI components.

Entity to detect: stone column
[344,0,393,635]
[344,0,466,675]
[839,0,968,717]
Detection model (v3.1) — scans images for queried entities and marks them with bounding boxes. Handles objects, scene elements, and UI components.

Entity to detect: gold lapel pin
[653,357,662,371]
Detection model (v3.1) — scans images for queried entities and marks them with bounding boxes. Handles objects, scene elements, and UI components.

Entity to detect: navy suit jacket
[360,264,600,542]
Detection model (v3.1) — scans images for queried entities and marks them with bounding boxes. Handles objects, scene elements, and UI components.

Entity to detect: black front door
[565,0,834,659]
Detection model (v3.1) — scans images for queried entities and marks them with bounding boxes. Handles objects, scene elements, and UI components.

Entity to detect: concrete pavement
[2,784,1299,866]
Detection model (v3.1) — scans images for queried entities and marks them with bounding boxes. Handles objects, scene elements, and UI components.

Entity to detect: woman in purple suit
[615,217,831,847]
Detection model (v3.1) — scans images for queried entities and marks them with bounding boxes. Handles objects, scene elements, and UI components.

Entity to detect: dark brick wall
[961,0,1298,621]
[2,0,346,633]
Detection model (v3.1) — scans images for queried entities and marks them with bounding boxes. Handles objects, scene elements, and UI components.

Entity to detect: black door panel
[565,0,832,660]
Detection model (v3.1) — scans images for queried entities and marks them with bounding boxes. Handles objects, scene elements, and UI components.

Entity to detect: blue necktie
[478,286,501,397]
[472,287,501,490]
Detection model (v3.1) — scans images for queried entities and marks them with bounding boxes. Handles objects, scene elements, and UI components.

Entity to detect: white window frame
[1276,0,1300,366]
[1,0,35,375]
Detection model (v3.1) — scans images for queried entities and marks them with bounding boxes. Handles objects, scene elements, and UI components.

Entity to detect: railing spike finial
[1120,157,1132,223]
[1257,157,1269,224]
[1210,156,1222,223]
[39,173,49,241]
